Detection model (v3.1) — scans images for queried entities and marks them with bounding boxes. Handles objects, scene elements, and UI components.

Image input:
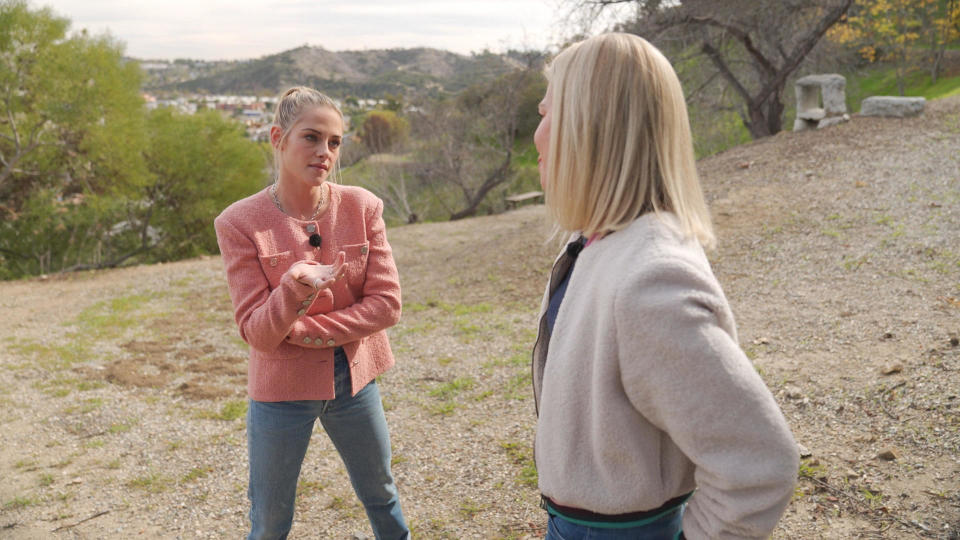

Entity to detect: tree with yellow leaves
[926,0,960,83]
[830,0,960,93]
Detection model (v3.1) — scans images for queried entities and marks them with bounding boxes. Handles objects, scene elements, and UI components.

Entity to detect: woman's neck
[273,180,328,220]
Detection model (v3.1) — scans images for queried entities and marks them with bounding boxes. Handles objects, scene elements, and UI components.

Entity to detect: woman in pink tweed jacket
[214,87,409,540]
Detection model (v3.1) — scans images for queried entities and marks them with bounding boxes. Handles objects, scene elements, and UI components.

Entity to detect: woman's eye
[305,134,317,142]
[330,140,341,148]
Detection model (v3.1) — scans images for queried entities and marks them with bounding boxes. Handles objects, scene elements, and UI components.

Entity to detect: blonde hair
[543,33,714,249]
[271,86,344,182]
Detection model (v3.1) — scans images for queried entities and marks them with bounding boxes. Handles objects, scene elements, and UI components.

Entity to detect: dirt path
[1,96,958,539]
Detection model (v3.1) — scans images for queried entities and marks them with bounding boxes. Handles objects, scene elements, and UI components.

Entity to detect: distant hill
[139,45,524,98]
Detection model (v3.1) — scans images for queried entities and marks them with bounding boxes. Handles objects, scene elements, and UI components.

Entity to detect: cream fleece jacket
[532,213,799,539]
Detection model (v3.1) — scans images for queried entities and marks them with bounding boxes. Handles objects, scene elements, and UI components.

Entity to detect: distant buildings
[141,90,372,142]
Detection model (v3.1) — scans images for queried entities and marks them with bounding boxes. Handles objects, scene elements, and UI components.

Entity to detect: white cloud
[36,0,566,60]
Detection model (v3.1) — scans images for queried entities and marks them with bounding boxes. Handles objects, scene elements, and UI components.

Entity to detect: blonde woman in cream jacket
[215,87,408,540]
[530,34,799,540]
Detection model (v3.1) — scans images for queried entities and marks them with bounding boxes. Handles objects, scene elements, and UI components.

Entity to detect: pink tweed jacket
[214,183,401,401]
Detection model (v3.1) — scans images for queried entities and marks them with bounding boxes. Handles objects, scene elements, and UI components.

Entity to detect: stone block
[796,74,847,115]
[798,107,826,121]
[817,114,850,129]
[793,73,847,131]
[860,96,925,117]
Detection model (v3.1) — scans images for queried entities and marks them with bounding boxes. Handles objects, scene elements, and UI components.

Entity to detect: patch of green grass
[84,438,106,449]
[198,399,248,421]
[874,214,895,227]
[501,441,538,489]
[475,390,494,401]
[81,397,103,413]
[74,293,153,336]
[507,351,528,367]
[38,473,55,487]
[842,254,871,271]
[428,377,475,400]
[108,419,137,434]
[798,459,826,480]
[453,319,486,343]
[429,401,458,416]
[127,472,171,493]
[326,495,351,510]
[860,488,884,508]
[404,301,433,313]
[296,479,327,498]
[392,320,438,339]
[9,339,93,370]
[3,495,37,509]
[503,373,529,400]
[436,356,455,367]
[218,399,248,421]
[459,498,485,519]
[849,68,960,109]
[36,376,104,399]
[438,302,493,316]
[14,459,36,469]
[181,466,212,483]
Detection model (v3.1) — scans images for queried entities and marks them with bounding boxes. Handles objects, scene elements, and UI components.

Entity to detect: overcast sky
[36,0,586,60]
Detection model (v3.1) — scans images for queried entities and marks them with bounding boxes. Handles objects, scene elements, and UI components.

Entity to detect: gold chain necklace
[271,182,326,220]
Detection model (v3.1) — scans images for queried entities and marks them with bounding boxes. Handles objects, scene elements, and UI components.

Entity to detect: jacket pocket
[341,242,369,286]
[258,250,293,289]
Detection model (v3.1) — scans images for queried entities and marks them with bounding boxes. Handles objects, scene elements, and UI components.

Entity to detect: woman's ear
[269,125,284,149]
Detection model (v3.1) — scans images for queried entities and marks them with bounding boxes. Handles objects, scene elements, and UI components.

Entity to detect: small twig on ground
[879,381,907,420]
[51,510,110,532]
[807,477,932,537]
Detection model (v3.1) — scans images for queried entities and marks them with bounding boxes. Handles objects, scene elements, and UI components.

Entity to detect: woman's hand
[290,251,346,291]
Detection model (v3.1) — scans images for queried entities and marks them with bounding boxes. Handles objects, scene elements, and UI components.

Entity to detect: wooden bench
[505,190,543,209]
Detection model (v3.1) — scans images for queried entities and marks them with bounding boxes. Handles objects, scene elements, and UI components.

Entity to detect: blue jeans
[246,349,408,540]
[545,506,684,540]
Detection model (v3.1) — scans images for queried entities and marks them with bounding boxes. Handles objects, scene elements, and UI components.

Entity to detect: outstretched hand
[291,251,346,291]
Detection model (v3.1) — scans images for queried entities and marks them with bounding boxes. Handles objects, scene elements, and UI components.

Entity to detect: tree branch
[751,0,853,107]
[700,42,753,106]
[679,15,778,77]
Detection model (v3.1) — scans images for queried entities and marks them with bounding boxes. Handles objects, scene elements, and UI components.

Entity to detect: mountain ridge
[140,44,522,98]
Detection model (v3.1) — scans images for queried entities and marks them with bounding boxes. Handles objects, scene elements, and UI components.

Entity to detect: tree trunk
[449,153,512,221]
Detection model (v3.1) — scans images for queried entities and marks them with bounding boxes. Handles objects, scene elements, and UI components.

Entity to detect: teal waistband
[544,494,689,530]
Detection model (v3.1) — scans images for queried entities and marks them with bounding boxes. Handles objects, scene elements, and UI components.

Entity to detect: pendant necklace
[271,182,326,221]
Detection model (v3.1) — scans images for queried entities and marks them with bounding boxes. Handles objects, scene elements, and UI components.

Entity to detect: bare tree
[570,0,855,138]
[359,157,423,224]
[412,53,545,220]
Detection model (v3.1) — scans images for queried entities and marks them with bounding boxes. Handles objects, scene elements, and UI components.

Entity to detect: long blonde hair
[543,33,714,249]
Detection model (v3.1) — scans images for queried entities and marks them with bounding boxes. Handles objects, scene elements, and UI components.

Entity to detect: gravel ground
[0,95,958,539]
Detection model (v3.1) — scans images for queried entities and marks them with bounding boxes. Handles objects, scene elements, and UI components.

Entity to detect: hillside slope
[144,45,519,97]
[0,97,957,539]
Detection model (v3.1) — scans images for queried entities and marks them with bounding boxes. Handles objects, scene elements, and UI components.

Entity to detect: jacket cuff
[286,319,340,348]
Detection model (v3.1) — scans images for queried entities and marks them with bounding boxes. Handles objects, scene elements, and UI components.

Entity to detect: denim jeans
[544,505,684,540]
[246,348,408,540]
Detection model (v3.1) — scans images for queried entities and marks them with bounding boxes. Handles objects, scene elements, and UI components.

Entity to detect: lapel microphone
[309,234,322,248]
